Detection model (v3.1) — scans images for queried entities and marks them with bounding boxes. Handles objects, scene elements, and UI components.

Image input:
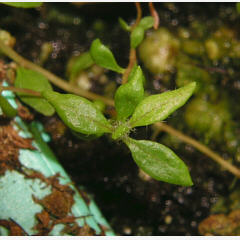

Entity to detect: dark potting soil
[1,3,239,235]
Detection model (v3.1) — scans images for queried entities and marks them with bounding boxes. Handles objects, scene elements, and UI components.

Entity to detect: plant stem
[0,39,114,107]
[1,40,240,179]
[131,2,142,30]
[149,2,159,29]
[122,48,136,84]
[156,122,240,178]
[0,85,41,97]
[122,2,141,84]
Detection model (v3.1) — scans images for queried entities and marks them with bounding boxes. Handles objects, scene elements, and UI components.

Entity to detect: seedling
[0,8,196,186]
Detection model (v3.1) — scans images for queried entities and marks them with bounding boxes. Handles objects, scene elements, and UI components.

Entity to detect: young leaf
[114,66,144,120]
[90,39,125,73]
[130,26,144,49]
[1,2,42,8]
[139,16,154,30]
[0,95,17,118]
[42,90,113,135]
[14,67,55,116]
[118,17,131,32]
[129,82,196,127]
[68,52,94,80]
[125,138,193,186]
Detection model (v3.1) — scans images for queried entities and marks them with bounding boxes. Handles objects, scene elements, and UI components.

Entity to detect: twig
[156,122,240,178]
[0,85,41,97]
[0,39,114,107]
[149,2,159,29]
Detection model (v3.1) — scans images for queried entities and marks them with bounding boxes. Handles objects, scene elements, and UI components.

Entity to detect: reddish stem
[122,2,142,84]
[122,49,136,84]
[149,2,159,30]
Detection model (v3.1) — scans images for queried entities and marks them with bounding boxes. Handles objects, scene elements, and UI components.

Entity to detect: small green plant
[0,5,196,186]
[13,43,195,187]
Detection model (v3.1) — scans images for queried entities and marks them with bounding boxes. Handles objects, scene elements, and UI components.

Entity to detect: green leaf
[90,39,125,73]
[1,2,42,8]
[114,65,144,120]
[42,90,113,135]
[130,26,145,49]
[129,82,196,127]
[15,67,55,116]
[118,17,131,32]
[0,95,17,117]
[68,52,94,80]
[139,16,154,30]
[125,138,193,186]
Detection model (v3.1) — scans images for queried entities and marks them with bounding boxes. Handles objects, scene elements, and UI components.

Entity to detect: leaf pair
[86,17,154,74]
[112,76,195,186]
[112,76,196,138]
[131,17,154,49]
[113,80,195,186]
[14,67,111,135]
[67,39,124,81]
[118,16,154,48]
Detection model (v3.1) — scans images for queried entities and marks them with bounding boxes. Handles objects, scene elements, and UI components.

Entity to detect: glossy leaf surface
[43,90,112,135]
[129,82,196,127]
[0,95,17,117]
[115,66,144,120]
[130,26,144,49]
[90,39,124,73]
[15,67,55,116]
[125,138,193,186]
[139,16,154,30]
[1,2,42,8]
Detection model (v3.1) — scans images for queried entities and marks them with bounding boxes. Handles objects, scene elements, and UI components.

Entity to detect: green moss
[138,28,180,74]
[184,94,231,142]
[181,40,205,57]
[176,63,212,93]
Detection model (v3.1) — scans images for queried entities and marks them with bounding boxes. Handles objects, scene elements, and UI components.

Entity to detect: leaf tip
[183,176,194,187]
[178,168,194,187]
[187,81,197,93]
